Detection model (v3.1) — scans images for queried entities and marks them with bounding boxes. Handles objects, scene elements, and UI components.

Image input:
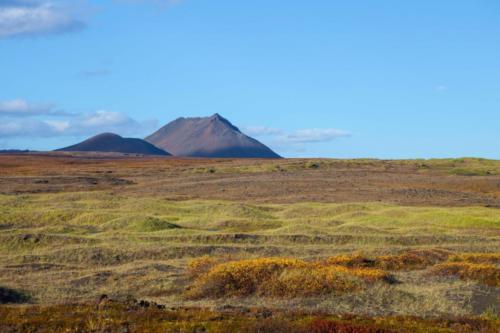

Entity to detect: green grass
[184,158,500,176]
[0,191,498,316]
[1,193,498,236]
[132,217,182,232]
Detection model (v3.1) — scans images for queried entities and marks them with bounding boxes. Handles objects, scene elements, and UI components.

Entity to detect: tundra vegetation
[0,154,498,332]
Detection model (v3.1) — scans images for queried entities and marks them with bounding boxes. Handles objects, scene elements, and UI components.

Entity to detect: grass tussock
[327,250,500,287]
[429,262,500,287]
[326,249,452,271]
[187,251,500,300]
[187,255,223,278]
[133,217,181,232]
[185,258,394,299]
[448,253,500,265]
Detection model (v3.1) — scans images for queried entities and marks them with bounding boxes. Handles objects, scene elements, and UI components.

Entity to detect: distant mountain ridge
[0,149,33,154]
[145,114,281,158]
[57,133,170,156]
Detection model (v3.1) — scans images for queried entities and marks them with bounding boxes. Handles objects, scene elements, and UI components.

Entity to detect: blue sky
[0,0,499,158]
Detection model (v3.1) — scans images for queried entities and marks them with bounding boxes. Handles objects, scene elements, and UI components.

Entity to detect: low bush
[375,249,451,270]
[308,319,396,333]
[186,255,222,278]
[448,253,500,265]
[327,249,451,271]
[326,253,375,268]
[186,258,393,299]
[429,262,500,286]
[265,266,361,298]
[186,251,500,299]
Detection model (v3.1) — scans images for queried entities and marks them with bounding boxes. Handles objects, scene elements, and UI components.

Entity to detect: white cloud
[77,110,144,134]
[245,125,351,145]
[242,126,283,136]
[285,128,351,143]
[244,124,351,155]
[0,99,71,116]
[0,109,157,138]
[0,118,62,137]
[0,0,187,39]
[43,119,69,132]
[0,0,86,38]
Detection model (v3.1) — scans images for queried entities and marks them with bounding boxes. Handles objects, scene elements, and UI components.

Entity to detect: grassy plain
[0,154,499,332]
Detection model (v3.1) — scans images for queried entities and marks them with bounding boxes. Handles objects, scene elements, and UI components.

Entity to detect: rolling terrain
[0,154,499,332]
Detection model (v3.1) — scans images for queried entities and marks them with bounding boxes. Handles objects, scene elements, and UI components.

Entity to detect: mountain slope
[57,133,170,156]
[145,114,281,158]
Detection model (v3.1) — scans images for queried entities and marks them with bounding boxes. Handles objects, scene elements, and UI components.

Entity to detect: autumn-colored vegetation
[1,301,498,333]
[185,250,500,300]
[429,262,500,287]
[187,255,223,278]
[308,319,397,333]
[448,253,500,265]
[326,248,452,271]
[186,257,394,299]
[0,155,499,331]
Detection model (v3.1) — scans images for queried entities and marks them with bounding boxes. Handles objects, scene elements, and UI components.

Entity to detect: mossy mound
[133,217,182,232]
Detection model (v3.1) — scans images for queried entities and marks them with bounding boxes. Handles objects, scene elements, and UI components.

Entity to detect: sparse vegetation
[187,255,223,278]
[133,217,181,232]
[327,249,452,271]
[429,262,500,286]
[186,257,394,299]
[0,155,499,331]
[448,253,500,264]
[0,302,498,333]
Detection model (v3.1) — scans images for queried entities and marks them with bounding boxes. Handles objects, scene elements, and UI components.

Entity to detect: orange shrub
[266,266,361,297]
[186,258,393,299]
[429,262,500,287]
[187,256,221,278]
[448,253,500,265]
[343,267,394,283]
[375,249,451,270]
[186,258,306,298]
[326,253,375,268]
[327,249,451,271]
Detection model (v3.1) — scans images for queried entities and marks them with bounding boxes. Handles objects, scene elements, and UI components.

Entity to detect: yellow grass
[429,262,500,287]
[0,156,498,318]
[187,256,222,278]
[326,249,452,270]
[448,253,500,265]
[186,258,393,299]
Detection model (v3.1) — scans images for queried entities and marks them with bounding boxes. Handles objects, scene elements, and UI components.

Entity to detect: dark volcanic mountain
[145,114,281,158]
[57,133,170,156]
